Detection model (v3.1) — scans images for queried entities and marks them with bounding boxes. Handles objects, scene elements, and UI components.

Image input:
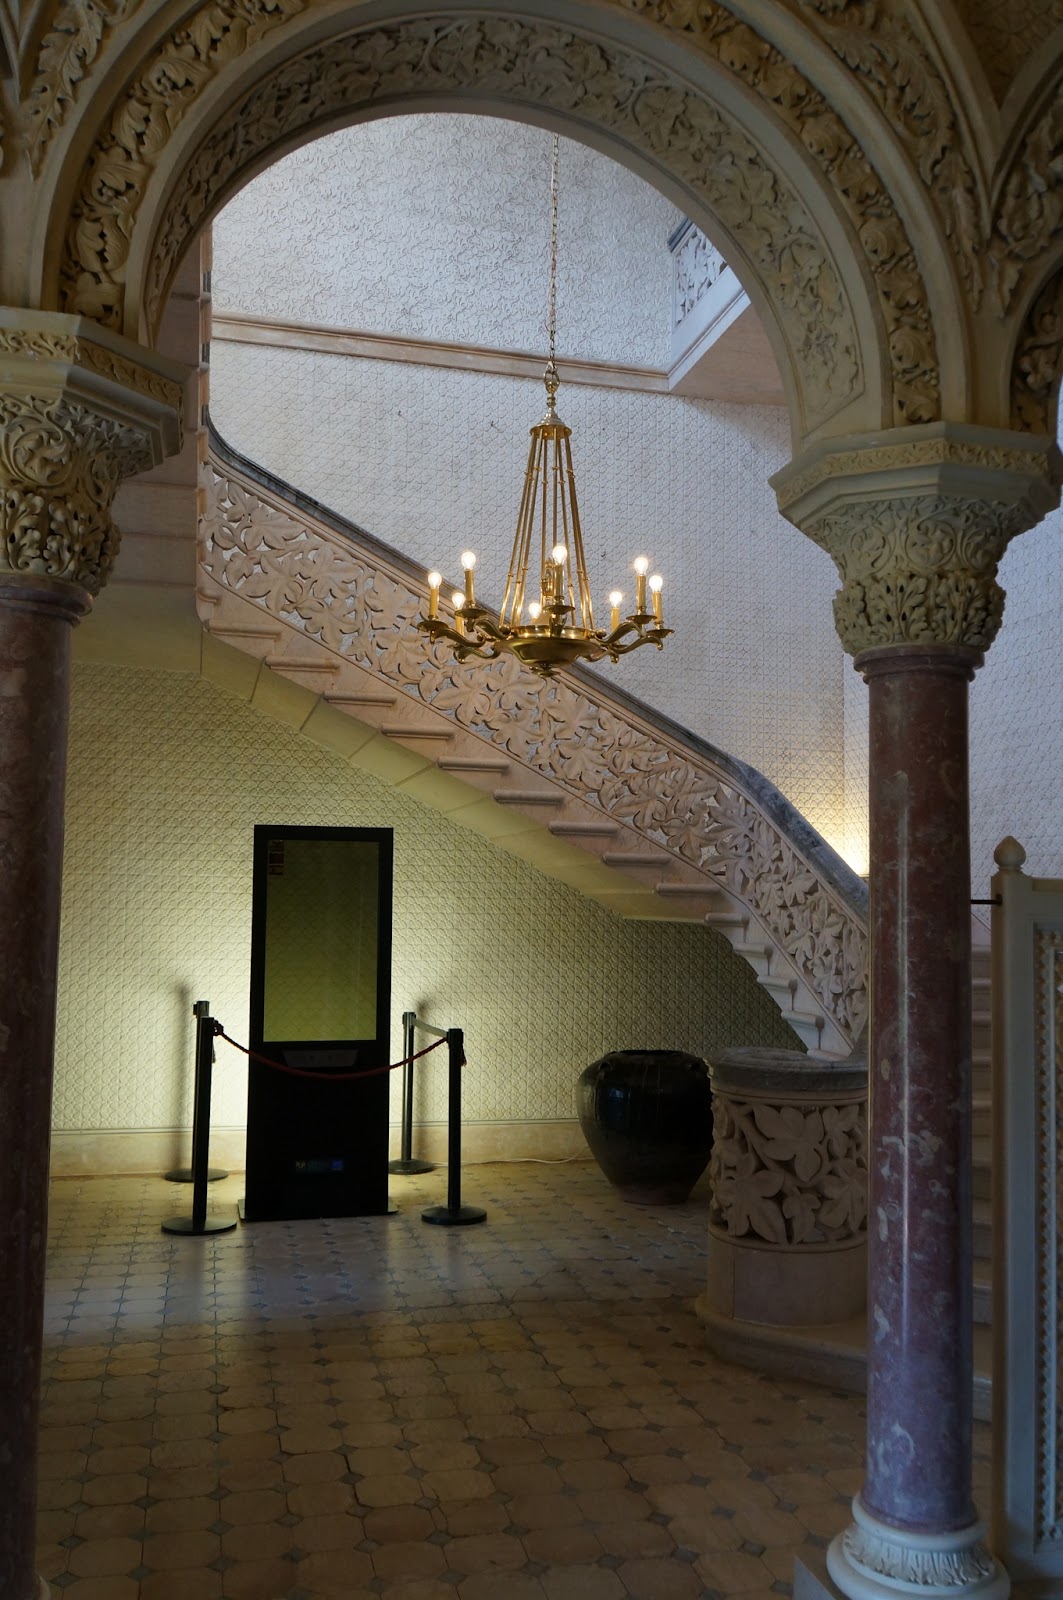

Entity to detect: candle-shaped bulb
[451,590,466,636]
[551,543,567,565]
[427,571,442,619]
[608,590,623,631]
[649,573,663,623]
[633,556,649,612]
[460,550,476,605]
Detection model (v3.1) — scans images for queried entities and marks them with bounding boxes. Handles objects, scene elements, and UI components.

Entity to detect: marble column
[773,424,1062,1600]
[0,577,88,1600]
[840,641,1000,1598]
[0,312,185,1600]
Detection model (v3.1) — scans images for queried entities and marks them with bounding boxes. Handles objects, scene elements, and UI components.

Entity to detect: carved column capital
[772,423,1062,656]
[0,311,186,597]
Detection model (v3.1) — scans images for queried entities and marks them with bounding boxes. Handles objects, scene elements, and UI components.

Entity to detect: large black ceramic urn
[577,1049,713,1204]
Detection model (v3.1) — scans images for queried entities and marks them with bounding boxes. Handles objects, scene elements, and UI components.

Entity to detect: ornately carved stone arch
[32,0,919,448]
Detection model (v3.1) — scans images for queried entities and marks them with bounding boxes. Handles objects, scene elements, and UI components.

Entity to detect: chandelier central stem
[548,133,559,369]
[413,129,672,679]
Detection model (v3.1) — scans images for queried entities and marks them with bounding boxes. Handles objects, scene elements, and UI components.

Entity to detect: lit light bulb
[460,551,476,606]
[633,556,649,612]
[451,590,466,637]
[608,590,623,631]
[451,591,465,610]
[428,571,442,589]
[551,543,567,565]
[527,602,542,622]
[426,571,442,620]
[649,573,663,623]
[608,590,623,608]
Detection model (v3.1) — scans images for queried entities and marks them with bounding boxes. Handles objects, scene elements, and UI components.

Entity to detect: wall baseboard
[49,1120,589,1176]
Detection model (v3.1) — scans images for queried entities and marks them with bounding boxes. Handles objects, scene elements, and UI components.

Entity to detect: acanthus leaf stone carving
[804,492,1025,654]
[27,0,142,172]
[0,393,150,593]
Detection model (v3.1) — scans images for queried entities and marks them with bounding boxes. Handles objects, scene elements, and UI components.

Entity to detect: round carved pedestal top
[709,1046,867,1098]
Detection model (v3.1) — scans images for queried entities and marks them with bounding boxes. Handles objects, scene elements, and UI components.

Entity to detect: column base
[827,1496,1009,1600]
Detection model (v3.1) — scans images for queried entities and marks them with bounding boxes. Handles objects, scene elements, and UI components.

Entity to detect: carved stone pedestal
[703,1048,867,1329]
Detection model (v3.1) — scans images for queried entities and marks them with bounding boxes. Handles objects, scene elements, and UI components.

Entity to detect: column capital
[0,310,187,597]
[771,423,1062,656]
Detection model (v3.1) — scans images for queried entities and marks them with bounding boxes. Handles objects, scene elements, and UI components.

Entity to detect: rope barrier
[215,1027,454,1083]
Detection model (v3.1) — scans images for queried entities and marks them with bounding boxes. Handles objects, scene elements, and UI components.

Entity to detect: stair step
[601,851,673,868]
[438,757,510,775]
[209,623,282,656]
[494,790,565,808]
[656,883,720,899]
[266,654,338,674]
[973,1138,991,1202]
[704,911,748,930]
[548,821,620,838]
[973,1199,992,1258]
[731,940,773,976]
[380,723,454,742]
[326,690,397,708]
[759,975,797,1002]
[973,1265,991,1326]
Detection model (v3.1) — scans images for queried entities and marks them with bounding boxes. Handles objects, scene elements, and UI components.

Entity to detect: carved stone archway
[31,1,941,449]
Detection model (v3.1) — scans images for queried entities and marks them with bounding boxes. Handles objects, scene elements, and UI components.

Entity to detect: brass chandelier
[416,136,672,680]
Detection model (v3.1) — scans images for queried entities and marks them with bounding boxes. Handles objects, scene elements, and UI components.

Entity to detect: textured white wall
[212,115,678,368]
[55,664,795,1135]
[970,499,1063,889]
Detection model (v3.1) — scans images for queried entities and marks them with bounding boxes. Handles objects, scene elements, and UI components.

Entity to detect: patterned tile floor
[36,1163,991,1600]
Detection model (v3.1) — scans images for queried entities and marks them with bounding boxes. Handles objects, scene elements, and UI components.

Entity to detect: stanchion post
[388,1009,435,1176]
[162,1008,237,1237]
[422,1026,486,1227]
[164,998,228,1184]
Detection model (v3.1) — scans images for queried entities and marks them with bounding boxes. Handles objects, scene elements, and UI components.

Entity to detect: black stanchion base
[164,1167,229,1183]
[161,1214,238,1235]
[389,1159,436,1175]
[421,1204,487,1227]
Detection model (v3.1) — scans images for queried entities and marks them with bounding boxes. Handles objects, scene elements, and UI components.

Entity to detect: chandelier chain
[548,133,559,364]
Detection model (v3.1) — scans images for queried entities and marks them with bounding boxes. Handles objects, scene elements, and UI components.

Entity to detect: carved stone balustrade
[702,1047,868,1338]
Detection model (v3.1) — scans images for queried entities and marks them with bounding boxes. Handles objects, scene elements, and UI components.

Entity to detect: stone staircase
[196,424,869,1061]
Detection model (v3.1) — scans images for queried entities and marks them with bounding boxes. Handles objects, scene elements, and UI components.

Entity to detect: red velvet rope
[215,1027,453,1082]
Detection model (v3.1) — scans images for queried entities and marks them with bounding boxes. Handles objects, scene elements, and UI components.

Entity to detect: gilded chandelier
[416,136,672,680]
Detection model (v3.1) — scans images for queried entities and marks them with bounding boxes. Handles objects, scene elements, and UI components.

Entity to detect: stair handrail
[200,420,869,1045]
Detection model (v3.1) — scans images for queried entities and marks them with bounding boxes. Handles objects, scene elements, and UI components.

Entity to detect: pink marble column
[827,643,1004,1599]
[0,575,89,1600]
